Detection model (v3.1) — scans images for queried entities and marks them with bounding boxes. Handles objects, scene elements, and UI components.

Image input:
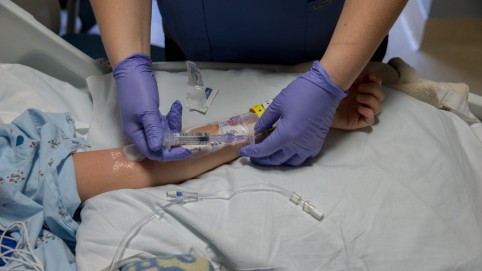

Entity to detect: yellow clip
[248,100,276,137]
[249,104,266,118]
[249,100,272,118]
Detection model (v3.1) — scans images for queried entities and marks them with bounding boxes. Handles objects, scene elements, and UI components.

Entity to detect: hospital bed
[1,1,482,270]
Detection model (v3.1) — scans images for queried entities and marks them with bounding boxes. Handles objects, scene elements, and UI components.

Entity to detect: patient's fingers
[358,82,385,102]
[368,73,382,86]
[356,94,382,115]
[357,106,376,126]
[356,73,384,104]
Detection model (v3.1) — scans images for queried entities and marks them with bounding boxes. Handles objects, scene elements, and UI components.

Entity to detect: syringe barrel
[163,132,211,149]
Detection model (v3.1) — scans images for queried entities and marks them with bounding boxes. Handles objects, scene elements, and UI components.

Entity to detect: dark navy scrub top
[157,0,345,64]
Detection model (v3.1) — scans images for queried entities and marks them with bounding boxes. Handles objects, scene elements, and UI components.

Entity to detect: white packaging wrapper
[185,60,204,87]
[186,87,218,114]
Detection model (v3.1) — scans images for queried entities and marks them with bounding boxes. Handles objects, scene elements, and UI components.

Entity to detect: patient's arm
[74,113,259,202]
[74,138,246,202]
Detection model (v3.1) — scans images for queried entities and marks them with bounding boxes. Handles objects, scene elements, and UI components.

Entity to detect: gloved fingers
[158,147,192,161]
[143,147,192,161]
[283,153,310,167]
[249,149,291,166]
[250,148,310,166]
[166,100,183,132]
[139,111,164,151]
[132,131,192,161]
[240,128,285,158]
[128,132,156,160]
[254,99,282,132]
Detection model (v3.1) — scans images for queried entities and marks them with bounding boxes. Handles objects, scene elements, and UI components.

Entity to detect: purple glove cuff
[113,53,152,78]
[304,61,347,102]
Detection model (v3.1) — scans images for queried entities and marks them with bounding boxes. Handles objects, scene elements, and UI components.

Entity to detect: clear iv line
[108,202,173,271]
[108,183,324,271]
[165,183,324,221]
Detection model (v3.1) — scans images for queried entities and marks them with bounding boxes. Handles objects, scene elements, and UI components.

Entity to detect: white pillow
[0,64,92,136]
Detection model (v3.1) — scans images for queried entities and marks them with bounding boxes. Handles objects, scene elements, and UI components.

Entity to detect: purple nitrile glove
[240,61,347,166]
[113,53,191,161]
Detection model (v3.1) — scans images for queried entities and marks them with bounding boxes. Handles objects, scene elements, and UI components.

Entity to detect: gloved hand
[240,61,346,166]
[113,53,192,161]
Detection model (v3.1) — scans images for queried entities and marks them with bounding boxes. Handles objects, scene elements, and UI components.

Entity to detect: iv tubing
[108,183,324,270]
[165,183,324,221]
[108,203,173,271]
[166,183,291,202]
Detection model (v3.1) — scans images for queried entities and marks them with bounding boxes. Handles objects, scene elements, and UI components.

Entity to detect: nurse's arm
[320,0,407,90]
[90,0,152,66]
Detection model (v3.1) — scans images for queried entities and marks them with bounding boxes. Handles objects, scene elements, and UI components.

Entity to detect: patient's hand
[331,73,384,130]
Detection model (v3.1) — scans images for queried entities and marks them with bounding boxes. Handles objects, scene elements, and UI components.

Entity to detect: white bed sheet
[75,68,482,270]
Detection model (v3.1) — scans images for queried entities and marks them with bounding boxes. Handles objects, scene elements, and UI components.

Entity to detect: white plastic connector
[289,192,324,221]
[301,201,324,221]
[289,192,302,205]
[166,191,200,198]
[166,191,201,204]
[166,191,178,198]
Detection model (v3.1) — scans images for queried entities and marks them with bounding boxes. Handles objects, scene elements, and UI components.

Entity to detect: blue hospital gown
[0,109,88,270]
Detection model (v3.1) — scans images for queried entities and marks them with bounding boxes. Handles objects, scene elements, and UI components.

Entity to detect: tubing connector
[290,192,324,221]
[166,191,200,204]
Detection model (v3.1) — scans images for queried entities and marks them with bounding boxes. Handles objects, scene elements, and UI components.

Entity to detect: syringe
[163,132,249,149]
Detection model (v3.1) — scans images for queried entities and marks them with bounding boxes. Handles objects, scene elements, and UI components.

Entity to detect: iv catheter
[163,132,250,149]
